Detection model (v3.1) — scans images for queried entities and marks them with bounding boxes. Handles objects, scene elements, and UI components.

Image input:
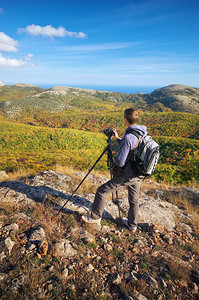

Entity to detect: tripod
[57,136,116,215]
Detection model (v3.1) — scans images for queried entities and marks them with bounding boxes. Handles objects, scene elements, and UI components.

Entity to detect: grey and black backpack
[126,129,160,177]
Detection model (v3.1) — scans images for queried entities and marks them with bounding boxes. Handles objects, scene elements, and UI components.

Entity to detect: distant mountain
[0,83,198,115]
[10,83,40,88]
[145,84,199,114]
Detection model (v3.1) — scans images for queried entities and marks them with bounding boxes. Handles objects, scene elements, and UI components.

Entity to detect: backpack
[126,129,160,177]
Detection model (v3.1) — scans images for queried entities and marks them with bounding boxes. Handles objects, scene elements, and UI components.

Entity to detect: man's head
[124,108,139,126]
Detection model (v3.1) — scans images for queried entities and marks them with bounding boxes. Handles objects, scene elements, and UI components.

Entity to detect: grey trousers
[91,173,142,226]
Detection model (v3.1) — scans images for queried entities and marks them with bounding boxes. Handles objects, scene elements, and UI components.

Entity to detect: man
[82,108,147,232]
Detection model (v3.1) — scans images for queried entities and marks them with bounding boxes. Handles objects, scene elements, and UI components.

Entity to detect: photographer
[82,108,147,232]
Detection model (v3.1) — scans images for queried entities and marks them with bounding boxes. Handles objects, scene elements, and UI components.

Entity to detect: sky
[0,0,199,90]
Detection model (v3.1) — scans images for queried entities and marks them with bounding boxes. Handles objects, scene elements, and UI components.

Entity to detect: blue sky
[0,0,199,90]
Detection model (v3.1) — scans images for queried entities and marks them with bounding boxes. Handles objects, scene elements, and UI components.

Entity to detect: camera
[103,128,115,138]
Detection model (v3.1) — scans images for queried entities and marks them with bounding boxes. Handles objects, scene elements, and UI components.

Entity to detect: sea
[39,84,159,94]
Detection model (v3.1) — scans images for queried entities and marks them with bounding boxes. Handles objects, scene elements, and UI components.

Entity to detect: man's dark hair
[124,108,139,124]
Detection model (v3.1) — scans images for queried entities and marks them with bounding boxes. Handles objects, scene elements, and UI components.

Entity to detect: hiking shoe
[122,218,137,232]
[82,215,101,225]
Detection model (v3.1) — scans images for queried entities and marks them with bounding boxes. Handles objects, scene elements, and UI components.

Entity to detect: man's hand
[113,129,120,139]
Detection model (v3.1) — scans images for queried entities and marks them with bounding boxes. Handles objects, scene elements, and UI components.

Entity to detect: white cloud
[0,53,27,67]
[18,24,87,39]
[25,53,34,61]
[56,42,138,52]
[0,32,19,52]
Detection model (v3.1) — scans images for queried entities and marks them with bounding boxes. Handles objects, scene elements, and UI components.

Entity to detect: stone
[47,265,54,272]
[104,244,113,252]
[138,196,176,231]
[133,239,145,248]
[0,273,8,281]
[11,275,28,290]
[47,284,53,291]
[13,213,31,222]
[189,282,198,293]
[160,251,192,269]
[0,171,8,178]
[27,243,36,251]
[142,272,159,289]
[0,251,6,261]
[55,239,78,258]
[86,264,95,272]
[3,223,19,236]
[29,226,46,245]
[126,271,139,281]
[61,268,69,279]
[71,227,95,244]
[135,290,148,300]
[157,276,167,288]
[4,237,15,254]
[112,273,122,285]
[167,283,175,292]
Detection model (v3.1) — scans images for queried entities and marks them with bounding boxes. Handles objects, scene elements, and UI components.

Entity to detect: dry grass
[2,168,37,182]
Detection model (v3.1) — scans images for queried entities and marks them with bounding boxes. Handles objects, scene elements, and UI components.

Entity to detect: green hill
[0,83,199,184]
[0,119,198,184]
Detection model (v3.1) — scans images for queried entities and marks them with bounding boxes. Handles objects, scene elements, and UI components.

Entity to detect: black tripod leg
[57,145,109,215]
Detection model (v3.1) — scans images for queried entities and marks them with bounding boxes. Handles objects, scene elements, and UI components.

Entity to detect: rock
[84,222,102,231]
[61,268,69,279]
[157,276,167,288]
[27,243,36,252]
[86,264,95,272]
[189,282,198,294]
[167,283,175,292]
[0,79,4,86]
[47,265,54,272]
[27,170,72,190]
[71,227,95,244]
[133,239,145,248]
[47,284,53,291]
[160,251,192,270]
[126,271,139,281]
[112,273,122,285]
[142,272,159,289]
[0,251,6,261]
[177,222,193,235]
[0,171,182,233]
[135,290,148,300]
[2,223,19,236]
[13,213,31,222]
[0,273,8,281]
[152,224,165,233]
[104,244,113,252]
[11,275,28,290]
[160,234,173,245]
[55,239,78,258]
[4,237,15,254]
[138,197,176,231]
[29,226,46,245]
[0,171,8,178]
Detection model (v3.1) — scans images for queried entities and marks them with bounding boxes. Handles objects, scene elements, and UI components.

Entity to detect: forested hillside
[0,84,198,184]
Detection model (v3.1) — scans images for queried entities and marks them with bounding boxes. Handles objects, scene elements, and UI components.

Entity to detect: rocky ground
[0,170,198,299]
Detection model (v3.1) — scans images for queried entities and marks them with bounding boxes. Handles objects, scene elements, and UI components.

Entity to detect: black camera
[103,128,115,138]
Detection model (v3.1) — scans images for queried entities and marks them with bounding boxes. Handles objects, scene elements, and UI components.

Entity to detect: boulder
[55,239,78,258]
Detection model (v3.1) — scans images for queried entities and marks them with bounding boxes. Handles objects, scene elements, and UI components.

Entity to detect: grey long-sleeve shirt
[114,125,147,178]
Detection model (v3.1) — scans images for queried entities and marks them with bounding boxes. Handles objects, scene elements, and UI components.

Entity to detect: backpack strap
[125,128,142,150]
[124,129,142,165]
